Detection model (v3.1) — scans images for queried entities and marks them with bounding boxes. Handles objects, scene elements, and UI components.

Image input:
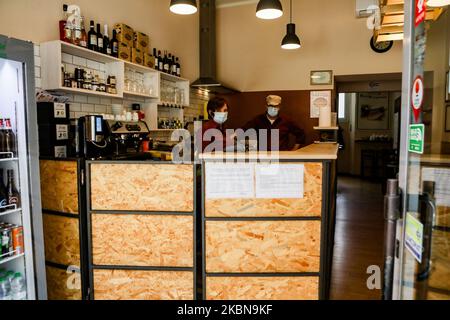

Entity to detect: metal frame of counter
[200,144,338,300]
[85,161,197,300]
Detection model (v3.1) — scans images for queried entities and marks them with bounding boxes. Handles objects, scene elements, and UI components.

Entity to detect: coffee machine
[106,120,151,160]
[73,115,111,159]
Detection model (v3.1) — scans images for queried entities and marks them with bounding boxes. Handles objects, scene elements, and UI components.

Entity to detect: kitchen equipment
[76,115,111,159]
[106,120,152,160]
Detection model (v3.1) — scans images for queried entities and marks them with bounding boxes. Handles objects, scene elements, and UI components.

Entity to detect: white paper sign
[255,164,304,199]
[205,163,255,199]
[421,167,450,207]
[54,103,67,118]
[310,91,331,119]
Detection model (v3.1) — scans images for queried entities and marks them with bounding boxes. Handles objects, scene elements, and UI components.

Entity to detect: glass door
[395,0,450,300]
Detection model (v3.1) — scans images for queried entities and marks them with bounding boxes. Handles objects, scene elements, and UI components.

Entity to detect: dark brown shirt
[243,114,305,151]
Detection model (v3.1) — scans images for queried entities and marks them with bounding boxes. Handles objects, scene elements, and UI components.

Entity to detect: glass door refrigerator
[0,35,46,300]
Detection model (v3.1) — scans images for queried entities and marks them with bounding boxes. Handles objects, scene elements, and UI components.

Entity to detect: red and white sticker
[411,76,424,122]
[415,0,426,27]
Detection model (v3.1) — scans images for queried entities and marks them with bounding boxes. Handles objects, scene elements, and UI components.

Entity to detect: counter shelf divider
[85,161,198,300]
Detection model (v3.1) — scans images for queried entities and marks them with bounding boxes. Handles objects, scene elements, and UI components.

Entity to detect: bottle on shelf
[96,23,103,53]
[64,10,73,44]
[0,277,11,301]
[171,56,177,76]
[176,57,181,77]
[0,119,5,157]
[11,273,26,300]
[110,29,119,58]
[158,50,163,71]
[59,4,69,42]
[79,16,87,48]
[4,119,16,157]
[103,25,111,55]
[88,20,97,51]
[168,53,173,74]
[153,48,159,71]
[0,169,7,211]
[163,51,170,74]
[6,170,20,209]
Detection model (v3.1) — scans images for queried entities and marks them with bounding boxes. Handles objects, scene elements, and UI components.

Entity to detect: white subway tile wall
[33,44,208,123]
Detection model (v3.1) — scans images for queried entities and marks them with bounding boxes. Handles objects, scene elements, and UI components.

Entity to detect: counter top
[200,143,339,161]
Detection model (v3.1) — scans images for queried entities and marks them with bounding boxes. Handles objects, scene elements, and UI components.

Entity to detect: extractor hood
[191,0,239,94]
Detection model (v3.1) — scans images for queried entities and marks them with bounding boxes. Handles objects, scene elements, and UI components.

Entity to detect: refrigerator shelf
[0,158,19,163]
[0,253,25,266]
[0,208,22,217]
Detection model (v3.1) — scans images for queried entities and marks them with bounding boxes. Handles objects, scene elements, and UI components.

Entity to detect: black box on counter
[39,143,70,159]
[38,123,72,158]
[37,102,70,124]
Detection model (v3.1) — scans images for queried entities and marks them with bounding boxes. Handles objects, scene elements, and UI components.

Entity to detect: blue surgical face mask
[267,107,279,118]
[213,112,228,124]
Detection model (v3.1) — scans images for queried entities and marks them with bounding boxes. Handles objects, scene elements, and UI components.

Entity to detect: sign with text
[408,124,425,154]
[405,213,424,263]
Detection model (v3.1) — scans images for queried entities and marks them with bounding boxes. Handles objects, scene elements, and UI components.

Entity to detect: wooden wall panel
[43,214,80,266]
[205,163,323,217]
[436,206,450,228]
[92,214,193,267]
[90,164,194,212]
[46,266,82,300]
[40,160,79,214]
[428,230,450,291]
[206,221,321,273]
[93,270,194,300]
[206,277,319,300]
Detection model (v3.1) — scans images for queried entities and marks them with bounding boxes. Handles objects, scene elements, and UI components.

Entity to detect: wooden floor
[330,176,385,300]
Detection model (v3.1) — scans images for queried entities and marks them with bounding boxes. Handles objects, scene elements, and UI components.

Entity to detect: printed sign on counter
[310,91,331,119]
[205,163,254,199]
[255,164,304,199]
[405,213,424,263]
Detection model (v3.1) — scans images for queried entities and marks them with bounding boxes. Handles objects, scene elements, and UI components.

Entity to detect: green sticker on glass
[409,124,425,154]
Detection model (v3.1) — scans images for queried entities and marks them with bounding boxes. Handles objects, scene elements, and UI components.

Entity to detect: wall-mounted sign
[310,90,331,119]
[310,70,333,85]
[415,0,426,27]
[411,76,424,123]
[408,124,425,154]
[405,213,424,263]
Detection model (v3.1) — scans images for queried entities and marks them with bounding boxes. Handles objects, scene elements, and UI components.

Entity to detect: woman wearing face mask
[201,97,234,152]
[243,95,305,151]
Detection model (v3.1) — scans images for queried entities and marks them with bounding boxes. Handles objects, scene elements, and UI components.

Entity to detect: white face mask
[213,112,228,124]
[267,107,279,118]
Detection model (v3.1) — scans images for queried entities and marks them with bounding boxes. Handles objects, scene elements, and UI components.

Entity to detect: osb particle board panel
[206,277,319,300]
[46,265,82,300]
[92,214,193,267]
[428,290,450,300]
[428,230,450,291]
[90,164,194,212]
[43,214,80,266]
[93,269,194,300]
[436,206,450,228]
[205,163,323,217]
[40,160,79,214]
[206,221,321,273]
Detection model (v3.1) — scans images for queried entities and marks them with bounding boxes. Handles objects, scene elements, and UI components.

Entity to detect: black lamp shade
[256,0,283,19]
[281,23,301,50]
[170,0,198,15]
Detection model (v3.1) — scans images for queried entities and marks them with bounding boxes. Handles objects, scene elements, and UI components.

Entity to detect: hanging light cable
[256,0,283,20]
[281,0,301,50]
[170,0,198,15]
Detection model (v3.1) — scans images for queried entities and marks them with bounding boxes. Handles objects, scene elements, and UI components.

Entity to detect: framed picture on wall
[446,105,450,132]
[357,92,390,130]
[310,70,333,85]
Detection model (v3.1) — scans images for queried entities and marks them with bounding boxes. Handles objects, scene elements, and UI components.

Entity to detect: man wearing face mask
[201,97,234,152]
[243,95,305,151]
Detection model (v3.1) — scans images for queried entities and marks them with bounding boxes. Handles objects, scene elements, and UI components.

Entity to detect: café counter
[200,143,338,300]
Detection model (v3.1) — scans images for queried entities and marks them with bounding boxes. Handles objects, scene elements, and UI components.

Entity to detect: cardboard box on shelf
[131,47,144,65]
[114,23,134,46]
[134,31,150,53]
[118,42,131,62]
[144,53,154,69]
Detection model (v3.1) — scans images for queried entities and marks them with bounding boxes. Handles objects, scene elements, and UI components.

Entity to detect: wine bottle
[176,57,181,77]
[172,55,177,75]
[88,20,97,51]
[163,51,169,74]
[59,4,69,42]
[103,25,111,55]
[79,16,87,48]
[6,170,20,209]
[153,48,159,70]
[96,23,103,53]
[158,50,163,71]
[110,29,119,58]
[168,53,173,74]
[4,119,16,157]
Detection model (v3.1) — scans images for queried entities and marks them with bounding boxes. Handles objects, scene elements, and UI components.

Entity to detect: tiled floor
[330,176,385,300]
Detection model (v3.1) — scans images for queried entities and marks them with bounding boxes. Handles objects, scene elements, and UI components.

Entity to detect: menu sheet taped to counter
[255,164,304,199]
[205,163,305,199]
[205,163,255,199]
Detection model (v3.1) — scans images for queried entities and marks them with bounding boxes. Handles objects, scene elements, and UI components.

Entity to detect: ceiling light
[281,0,301,50]
[170,0,198,15]
[256,0,283,20]
[427,0,450,7]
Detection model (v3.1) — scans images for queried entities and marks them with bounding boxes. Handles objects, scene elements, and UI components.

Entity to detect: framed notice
[310,70,333,85]
[310,90,331,119]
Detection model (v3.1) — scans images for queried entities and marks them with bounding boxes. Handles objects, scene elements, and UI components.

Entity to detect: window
[338,93,346,120]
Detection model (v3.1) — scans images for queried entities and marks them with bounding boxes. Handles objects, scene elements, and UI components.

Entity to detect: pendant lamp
[256,0,283,20]
[170,0,198,15]
[281,0,301,50]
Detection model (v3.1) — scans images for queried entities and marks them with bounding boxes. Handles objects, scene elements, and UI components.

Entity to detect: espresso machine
[72,115,111,159]
[106,120,152,160]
